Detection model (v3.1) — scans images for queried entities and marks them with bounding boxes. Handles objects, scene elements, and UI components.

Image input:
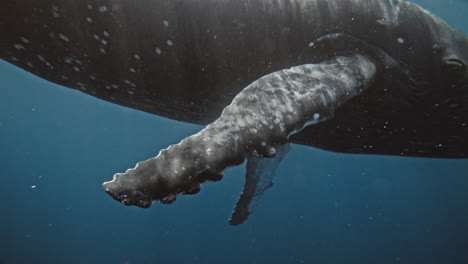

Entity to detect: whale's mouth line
[310,32,421,86]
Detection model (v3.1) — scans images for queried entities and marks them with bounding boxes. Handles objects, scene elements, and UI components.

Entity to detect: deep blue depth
[1,1,467,263]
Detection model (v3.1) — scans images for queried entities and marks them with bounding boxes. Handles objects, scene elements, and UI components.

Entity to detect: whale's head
[439,28,468,90]
[389,19,468,109]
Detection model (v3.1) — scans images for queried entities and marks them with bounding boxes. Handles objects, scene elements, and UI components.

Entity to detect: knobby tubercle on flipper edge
[102,54,377,217]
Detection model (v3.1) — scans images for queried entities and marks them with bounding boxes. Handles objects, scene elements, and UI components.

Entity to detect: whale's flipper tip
[229,144,291,226]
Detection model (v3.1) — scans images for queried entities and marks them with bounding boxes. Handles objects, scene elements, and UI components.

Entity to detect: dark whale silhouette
[1,0,467,224]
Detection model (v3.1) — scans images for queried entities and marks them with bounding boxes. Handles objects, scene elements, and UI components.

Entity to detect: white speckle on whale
[58,33,70,42]
[134,54,140,60]
[86,17,93,23]
[124,80,136,87]
[14,44,25,50]
[155,47,162,55]
[129,67,136,73]
[100,48,106,54]
[166,40,173,46]
[20,37,30,44]
[101,39,108,45]
[103,31,110,37]
[99,5,108,12]
[64,57,73,64]
[397,37,405,44]
[73,66,80,72]
[26,62,33,68]
[93,34,100,40]
[48,32,55,38]
[51,5,60,18]
[163,20,169,27]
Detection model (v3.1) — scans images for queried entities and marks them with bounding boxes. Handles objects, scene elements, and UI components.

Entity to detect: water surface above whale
[1,0,467,224]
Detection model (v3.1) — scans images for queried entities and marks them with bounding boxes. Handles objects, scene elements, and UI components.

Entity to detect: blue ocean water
[1,0,467,263]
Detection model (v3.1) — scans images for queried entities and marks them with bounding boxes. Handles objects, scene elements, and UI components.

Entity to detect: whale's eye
[444,58,466,77]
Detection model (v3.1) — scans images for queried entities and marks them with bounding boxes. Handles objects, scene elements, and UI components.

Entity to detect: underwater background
[1,0,467,263]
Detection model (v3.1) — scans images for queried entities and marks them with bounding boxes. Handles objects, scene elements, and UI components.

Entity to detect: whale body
[1,0,467,224]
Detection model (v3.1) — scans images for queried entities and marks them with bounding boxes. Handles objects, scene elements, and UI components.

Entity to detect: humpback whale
[1,0,467,225]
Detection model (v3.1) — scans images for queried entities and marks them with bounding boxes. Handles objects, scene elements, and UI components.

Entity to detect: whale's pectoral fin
[103,54,377,224]
[229,144,291,226]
